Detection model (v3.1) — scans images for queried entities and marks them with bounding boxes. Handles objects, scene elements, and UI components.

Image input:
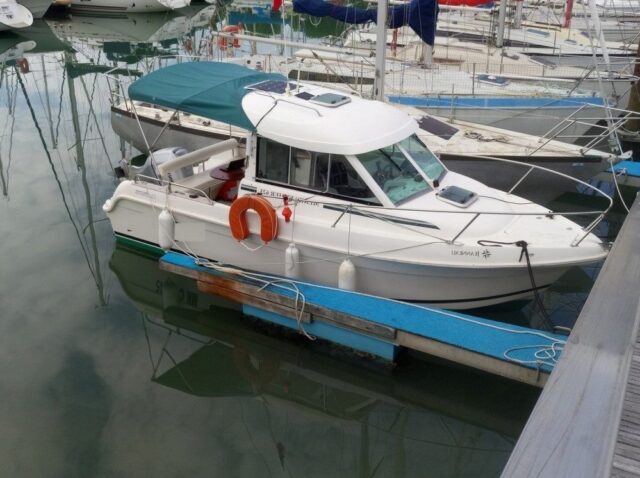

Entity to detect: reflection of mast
[0,66,17,199]
[16,59,107,306]
[41,55,57,148]
[65,51,107,306]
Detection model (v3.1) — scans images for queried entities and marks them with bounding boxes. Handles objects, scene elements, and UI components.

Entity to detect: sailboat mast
[564,0,574,29]
[588,0,610,72]
[496,0,508,48]
[374,0,388,101]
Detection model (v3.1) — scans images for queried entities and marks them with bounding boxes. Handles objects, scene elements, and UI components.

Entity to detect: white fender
[285,243,300,278]
[338,258,356,291]
[158,208,175,251]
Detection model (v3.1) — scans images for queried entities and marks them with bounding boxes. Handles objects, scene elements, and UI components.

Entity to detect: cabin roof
[129,62,417,154]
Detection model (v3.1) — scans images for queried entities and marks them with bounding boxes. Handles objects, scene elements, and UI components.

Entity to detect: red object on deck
[438,0,492,5]
[211,167,244,202]
[272,0,283,11]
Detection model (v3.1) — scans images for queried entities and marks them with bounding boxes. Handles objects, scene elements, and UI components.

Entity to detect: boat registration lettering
[451,249,492,259]
[257,188,319,206]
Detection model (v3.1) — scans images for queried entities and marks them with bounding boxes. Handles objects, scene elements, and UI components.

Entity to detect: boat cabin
[252,132,447,207]
[125,62,450,209]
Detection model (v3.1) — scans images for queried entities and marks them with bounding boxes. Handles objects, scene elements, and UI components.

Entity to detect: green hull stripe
[115,234,165,257]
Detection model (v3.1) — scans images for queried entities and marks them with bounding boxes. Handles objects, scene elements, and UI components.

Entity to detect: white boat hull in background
[387,97,606,140]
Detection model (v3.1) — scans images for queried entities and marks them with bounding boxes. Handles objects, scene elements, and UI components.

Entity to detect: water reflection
[0,22,118,306]
[110,244,539,477]
[0,9,631,476]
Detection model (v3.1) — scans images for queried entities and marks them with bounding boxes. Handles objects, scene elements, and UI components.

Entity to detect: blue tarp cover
[293,0,438,46]
[128,62,286,131]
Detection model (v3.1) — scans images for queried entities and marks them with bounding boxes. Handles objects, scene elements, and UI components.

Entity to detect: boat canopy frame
[127,62,287,131]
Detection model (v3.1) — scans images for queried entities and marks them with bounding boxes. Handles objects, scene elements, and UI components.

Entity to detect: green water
[0,7,627,477]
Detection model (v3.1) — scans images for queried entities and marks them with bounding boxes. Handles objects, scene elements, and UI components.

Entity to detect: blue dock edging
[160,252,565,385]
[609,160,640,177]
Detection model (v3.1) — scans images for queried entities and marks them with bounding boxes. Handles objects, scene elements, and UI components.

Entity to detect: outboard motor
[119,147,193,181]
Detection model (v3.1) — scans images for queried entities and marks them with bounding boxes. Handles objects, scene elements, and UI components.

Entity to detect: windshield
[399,134,446,182]
[355,135,445,205]
[355,142,431,205]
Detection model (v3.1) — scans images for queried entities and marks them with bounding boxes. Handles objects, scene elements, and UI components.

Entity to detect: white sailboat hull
[387,98,604,140]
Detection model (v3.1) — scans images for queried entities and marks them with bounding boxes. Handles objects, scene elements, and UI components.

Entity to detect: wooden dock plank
[501,196,640,478]
[198,280,312,323]
[613,454,640,475]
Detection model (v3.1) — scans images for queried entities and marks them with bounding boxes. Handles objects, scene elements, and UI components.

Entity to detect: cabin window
[256,137,380,204]
[257,138,290,184]
[355,135,445,206]
[327,155,380,204]
[258,138,327,191]
[400,135,446,182]
[290,147,314,188]
[356,144,431,205]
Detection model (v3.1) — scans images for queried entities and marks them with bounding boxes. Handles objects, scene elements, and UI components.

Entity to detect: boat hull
[388,96,605,140]
[106,192,597,311]
[111,106,230,152]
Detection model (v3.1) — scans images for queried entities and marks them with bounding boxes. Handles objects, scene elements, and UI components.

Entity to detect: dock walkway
[502,196,640,477]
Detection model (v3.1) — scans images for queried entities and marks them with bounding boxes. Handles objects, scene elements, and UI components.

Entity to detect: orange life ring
[218,25,243,50]
[229,195,278,243]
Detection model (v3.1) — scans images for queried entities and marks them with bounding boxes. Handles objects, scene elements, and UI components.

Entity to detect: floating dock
[609,160,640,190]
[160,252,566,388]
[503,196,640,477]
[591,160,640,194]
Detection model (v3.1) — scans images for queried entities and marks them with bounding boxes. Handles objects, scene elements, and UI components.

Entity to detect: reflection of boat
[110,242,539,460]
[103,62,608,310]
[9,19,73,53]
[0,38,36,62]
[67,0,190,14]
[46,11,190,44]
[18,0,53,18]
[0,0,33,31]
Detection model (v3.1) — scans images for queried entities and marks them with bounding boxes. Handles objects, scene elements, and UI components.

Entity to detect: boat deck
[502,196,640,477]
[160,251,566,388]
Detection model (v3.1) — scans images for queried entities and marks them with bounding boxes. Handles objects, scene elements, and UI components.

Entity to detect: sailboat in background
[253,0,625,140]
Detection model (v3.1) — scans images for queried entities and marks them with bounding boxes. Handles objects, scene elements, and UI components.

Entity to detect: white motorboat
[103,62,609,310]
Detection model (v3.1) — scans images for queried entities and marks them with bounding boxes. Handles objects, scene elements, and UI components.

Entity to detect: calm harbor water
[0,5,632,476]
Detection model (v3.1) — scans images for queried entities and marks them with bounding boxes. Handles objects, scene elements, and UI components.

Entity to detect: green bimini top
[127,62,286,131]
